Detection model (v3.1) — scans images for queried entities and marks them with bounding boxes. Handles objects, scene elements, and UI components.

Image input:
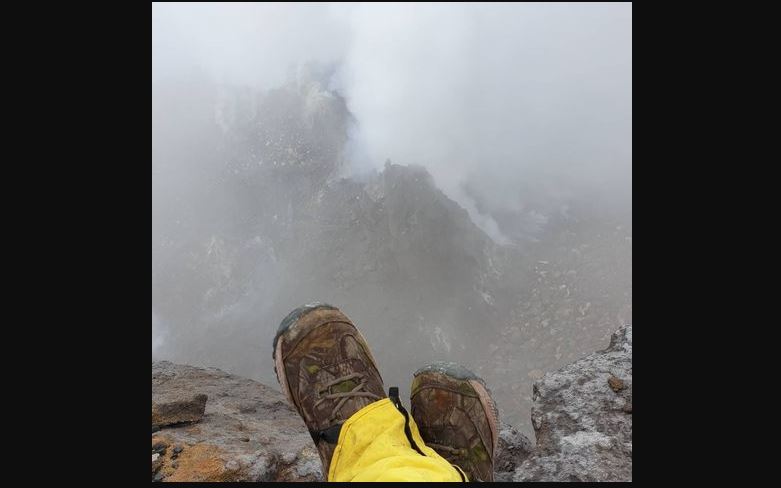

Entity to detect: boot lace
[315,372,381,422]
[426,442,467,457]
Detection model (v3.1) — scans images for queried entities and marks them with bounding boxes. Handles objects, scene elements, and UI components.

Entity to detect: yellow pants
[328,398,467,482]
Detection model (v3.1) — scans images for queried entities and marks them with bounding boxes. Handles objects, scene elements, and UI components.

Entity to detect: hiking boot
[273,303,386,476]
[410,362,499,482]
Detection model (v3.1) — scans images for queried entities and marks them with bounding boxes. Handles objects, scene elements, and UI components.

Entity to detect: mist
[339,3,631,239]
[152,2,632,436]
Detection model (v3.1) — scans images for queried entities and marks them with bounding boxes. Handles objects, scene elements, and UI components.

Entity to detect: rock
[608,375,625,392]
[513,324,632,482]
[494,422,534,480]
[152,453,162,476]
[152,392,208,428]
[152,361,323,481]
[152,441,168,454]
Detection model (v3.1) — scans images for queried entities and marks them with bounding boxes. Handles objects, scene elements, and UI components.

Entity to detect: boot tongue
[330,379,359,393]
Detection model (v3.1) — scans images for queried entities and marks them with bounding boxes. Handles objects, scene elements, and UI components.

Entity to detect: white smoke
[336,3,632,238]
[153,4,632,238]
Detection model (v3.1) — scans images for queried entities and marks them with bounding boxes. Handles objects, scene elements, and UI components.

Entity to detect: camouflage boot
[273,303,386,477]
[410,362,499,482]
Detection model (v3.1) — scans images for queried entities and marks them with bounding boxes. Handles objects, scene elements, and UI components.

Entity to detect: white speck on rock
[561,431,612,451]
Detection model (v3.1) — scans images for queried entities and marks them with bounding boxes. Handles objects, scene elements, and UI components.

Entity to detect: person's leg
[273,303,464,482]
[410,362,499,482]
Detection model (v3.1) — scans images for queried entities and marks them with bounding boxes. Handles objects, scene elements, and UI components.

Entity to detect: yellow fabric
[328,398,467,482]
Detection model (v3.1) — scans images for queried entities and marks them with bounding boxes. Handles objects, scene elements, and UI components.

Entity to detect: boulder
[513,324,632,482]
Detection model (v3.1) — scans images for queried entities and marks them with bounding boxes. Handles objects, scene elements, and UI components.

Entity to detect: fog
[152,2,631,436]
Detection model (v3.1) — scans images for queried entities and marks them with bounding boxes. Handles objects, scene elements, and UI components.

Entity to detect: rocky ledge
[514,324,632,481]
[152,324,631,481]
[151,361,322,482]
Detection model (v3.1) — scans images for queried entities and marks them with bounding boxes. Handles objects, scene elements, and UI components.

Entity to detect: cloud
[337,3,632,222]
[153,3,631,227]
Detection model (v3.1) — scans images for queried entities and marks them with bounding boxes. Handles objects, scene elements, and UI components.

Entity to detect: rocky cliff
[151,324,631,482]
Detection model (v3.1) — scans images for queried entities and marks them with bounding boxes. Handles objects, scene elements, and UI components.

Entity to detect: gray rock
[152,453,162,476]
[494,422,534,479]
[151,441,168,454]
[293,448,322,478]
[513,324,632,482]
